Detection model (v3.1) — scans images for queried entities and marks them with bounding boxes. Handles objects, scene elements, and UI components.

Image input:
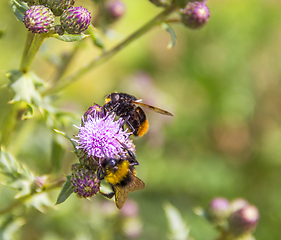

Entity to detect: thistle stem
[20,33,47,73]
[42,5,177,96]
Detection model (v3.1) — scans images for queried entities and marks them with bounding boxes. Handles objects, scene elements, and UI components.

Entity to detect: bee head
[110,93,120,104]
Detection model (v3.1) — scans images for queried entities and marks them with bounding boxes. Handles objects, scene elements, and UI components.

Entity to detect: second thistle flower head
[73,104,135,164]
[39,0,76,16]
[60,6,91,34]
[71,165,100,198]
[23,5,55,33]
[180,1,210,29]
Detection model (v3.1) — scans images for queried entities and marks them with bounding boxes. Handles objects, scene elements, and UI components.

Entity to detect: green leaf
[54,33,89,42]
[10,0,29,22]
[54,129,78,154]
[55,175,73,205]
[163,202,190,240]
[161,22,177,49]
[87,25,105,50]
[7,70,43,107]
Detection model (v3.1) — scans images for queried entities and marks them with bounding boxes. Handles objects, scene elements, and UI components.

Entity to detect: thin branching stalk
[0,177,65,215]
[42,4,177,96]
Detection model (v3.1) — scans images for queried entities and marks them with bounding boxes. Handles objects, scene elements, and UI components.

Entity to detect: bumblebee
[97,150,145,209]
[104,92,173,137]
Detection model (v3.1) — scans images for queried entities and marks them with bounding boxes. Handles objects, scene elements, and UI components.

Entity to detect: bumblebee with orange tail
[104,92,173,136]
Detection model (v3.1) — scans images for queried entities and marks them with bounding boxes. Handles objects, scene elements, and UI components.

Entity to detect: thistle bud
[39,0,76,16]
[104,0,126,24]
[206,197,230,226]
[23,5,55,33]
[60,6,91,34]
[83,104,107,122]
[149,0,172,7]
[229,204,259,236]
[71,166,100,198]
[180,1,210,29]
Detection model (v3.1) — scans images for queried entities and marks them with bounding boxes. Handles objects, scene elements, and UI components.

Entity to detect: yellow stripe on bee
[137,119,149,137]
[105,160,130,185]
[105,97,111,104]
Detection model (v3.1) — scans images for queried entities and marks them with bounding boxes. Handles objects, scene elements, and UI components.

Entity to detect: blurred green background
[1,0,281,239]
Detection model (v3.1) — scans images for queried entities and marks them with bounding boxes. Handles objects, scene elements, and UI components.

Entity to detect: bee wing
[127,174,145,192]
[114,185,130,209]
[114,174,145,209]
[132,102,173,116]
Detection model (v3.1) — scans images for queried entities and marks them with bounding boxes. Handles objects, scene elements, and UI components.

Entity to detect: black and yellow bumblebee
[104,92,173,137]
[97,144,145,209]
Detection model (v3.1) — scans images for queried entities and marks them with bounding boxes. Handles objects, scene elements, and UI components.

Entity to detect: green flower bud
[60,6,91,34]
[23,5,55,33]
[39,0,76,16]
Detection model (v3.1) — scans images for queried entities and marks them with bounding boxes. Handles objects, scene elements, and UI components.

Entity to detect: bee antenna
[100,142,106,158]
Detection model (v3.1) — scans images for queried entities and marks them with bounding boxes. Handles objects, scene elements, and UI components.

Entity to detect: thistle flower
[23,5,55,33]
[206,197,230,226]
[83,104,106,122]
[180,1,210,29]
[73,105,135,165]
[71,166,100,198]
[104,0,126,23]
[39,0,76,16]
[229,204,259,236]
[60,6,91,34]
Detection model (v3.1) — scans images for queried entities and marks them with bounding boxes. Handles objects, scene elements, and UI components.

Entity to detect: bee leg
[103,103,121,120]
[99,190,115,199]
[119,116,136,134]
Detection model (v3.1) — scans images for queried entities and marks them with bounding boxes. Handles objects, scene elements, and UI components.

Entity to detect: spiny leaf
[10,0,29,22]
[7,70,43,107]
[161,22,177,49]
[55,175,73,205]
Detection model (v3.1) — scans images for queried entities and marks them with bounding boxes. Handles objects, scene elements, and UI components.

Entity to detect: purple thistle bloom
[73,105,135,163]
[23,5,55,33]
[180,1,210,29]
[229,204,259,236]
[60,6,91,34]
[104,0,126,23]
[206,197,230,226]
[71,167,100,198]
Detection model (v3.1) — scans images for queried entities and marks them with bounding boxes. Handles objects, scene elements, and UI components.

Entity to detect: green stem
[42,5,177,96]
[0,102,27,148]
[0,177,65,215]
[21,32,35,60]
[20,33,47,73]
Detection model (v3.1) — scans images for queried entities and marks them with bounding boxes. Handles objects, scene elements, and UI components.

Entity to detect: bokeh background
[1,0,281,239]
